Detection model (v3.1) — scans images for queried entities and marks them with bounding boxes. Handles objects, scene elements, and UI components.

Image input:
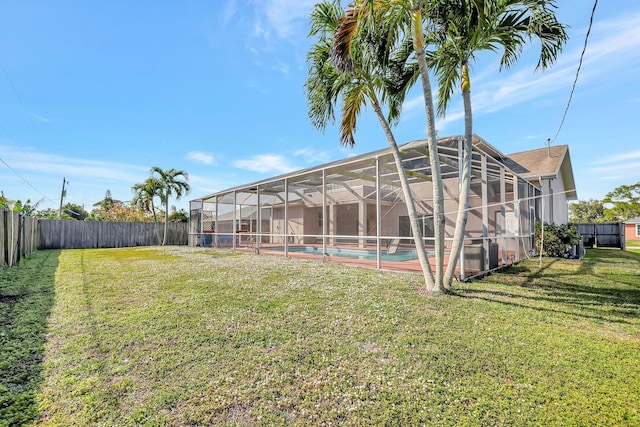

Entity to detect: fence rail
[37,220,188,249]
[1,207,38,267]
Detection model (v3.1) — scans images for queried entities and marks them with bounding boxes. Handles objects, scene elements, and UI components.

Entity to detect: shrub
[535,222,581,258]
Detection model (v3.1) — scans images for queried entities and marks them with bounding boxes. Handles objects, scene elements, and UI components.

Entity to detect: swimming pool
[268,245,421,262]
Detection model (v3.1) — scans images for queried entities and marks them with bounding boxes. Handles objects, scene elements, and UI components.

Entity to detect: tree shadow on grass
[0,250,60,425]
[457,254,640,326]
[587,247,640,264]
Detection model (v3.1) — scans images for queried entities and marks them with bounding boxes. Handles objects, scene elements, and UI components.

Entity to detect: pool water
[270,246,420,262]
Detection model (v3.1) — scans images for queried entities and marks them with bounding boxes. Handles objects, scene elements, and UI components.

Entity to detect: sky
[1,0,639,214]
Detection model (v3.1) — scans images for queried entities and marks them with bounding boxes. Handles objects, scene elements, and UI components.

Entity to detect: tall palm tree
[331,0,567,290]
[307,0,437,288]
[150,167,191,246]
[132,176,163,244]
[428,0,567,287]
[328,0,448,291]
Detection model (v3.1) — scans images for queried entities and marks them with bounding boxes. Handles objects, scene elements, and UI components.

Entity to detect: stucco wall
[625,223,640,241]
[550,173,569,224]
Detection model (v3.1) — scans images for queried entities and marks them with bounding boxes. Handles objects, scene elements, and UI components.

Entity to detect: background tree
[0,191,10,209]
[11,199,40,216]
[168,209,189,223]
[569,199,605,223]
[132,177,163,243]
[603,182,640,221]
[151,167,190,245]
[61,203,89,220]
[87,200,153,222]
[0,192,41,216]
[36,208,59,219]
[93,190,120,211]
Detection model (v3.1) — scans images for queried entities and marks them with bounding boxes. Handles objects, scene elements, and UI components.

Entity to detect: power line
[0,121,58,204]
[0,61,46,144]
[0,64,63,206]
[0,62,52,178]
[551,0,598,143]
[0,155,53,202]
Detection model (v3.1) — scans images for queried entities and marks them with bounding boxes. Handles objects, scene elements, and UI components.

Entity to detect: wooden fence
[570,222,624,249]
[37,220,188,249]
[1,207,38,267]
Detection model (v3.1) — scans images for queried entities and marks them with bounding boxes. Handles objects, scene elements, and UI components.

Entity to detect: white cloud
[253,17,268,39]
[435,110,465,133]
[591,150,640,166]
[247,79,269,94]
[599,175,625,181]
[1,144,148,184]
[222,0,237,27]
[28,111,51,123]
[233,154,297,173]
[274,61,290,75]
[187,151,216,165]
[402,96,423,115]
[188,173,238,196]
[588,161,640,174]
[0,144,154,208]
[586,149,640,182]
[293,147,331,163]
[256,0,317,40]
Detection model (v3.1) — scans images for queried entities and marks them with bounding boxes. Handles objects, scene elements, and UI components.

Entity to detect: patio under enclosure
[190,135,540,280]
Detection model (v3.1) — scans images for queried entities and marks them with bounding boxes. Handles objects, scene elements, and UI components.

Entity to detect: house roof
[195,134,513,203]
[502,145,577,200]
[193,135,578,207]
[625,218,640,224]
[503,145,567,177]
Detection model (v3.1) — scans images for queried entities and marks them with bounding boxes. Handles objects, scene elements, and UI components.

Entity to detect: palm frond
[339,80,368,147]
[332,7,362,73]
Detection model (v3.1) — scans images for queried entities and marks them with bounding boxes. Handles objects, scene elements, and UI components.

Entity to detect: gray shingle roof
[503,145,568,178]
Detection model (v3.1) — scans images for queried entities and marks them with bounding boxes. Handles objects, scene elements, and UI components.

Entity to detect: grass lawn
[626,239,640,254]
[1,246,639,426]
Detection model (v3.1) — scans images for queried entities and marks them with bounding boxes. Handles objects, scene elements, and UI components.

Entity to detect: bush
[535,222,581,258]
[168,210,189,222]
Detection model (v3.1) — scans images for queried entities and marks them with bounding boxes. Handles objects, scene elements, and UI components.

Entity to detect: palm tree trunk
[412,8,445,292]
[370,92,435,288]
[163,201,168,246]
[151,201,161,245]
[444,63,473,287]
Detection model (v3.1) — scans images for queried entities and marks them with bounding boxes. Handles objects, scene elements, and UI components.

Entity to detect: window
[636,224,640,237]
[399,215,435,244]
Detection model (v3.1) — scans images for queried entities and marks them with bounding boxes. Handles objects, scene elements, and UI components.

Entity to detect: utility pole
[58,177,67,219]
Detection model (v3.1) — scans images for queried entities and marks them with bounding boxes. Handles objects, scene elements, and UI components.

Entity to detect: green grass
[2,247,639,426]
[0,250,59,426]
[626,239,640,253]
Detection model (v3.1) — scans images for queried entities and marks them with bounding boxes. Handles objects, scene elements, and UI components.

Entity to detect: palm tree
[132,177,163,244]
[150,167,191,246]
[427,0,567,287]
[330,0,567,290]
[326,0,448,291]
[307,0,438,288]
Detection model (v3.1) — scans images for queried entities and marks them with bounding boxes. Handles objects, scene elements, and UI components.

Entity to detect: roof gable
[503,145,577,200]
[504,145,568,178]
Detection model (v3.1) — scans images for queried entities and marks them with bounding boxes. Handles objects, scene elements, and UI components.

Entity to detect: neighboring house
[501,145,577,224]
[190,135,577,278]
[624,218,640,242]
